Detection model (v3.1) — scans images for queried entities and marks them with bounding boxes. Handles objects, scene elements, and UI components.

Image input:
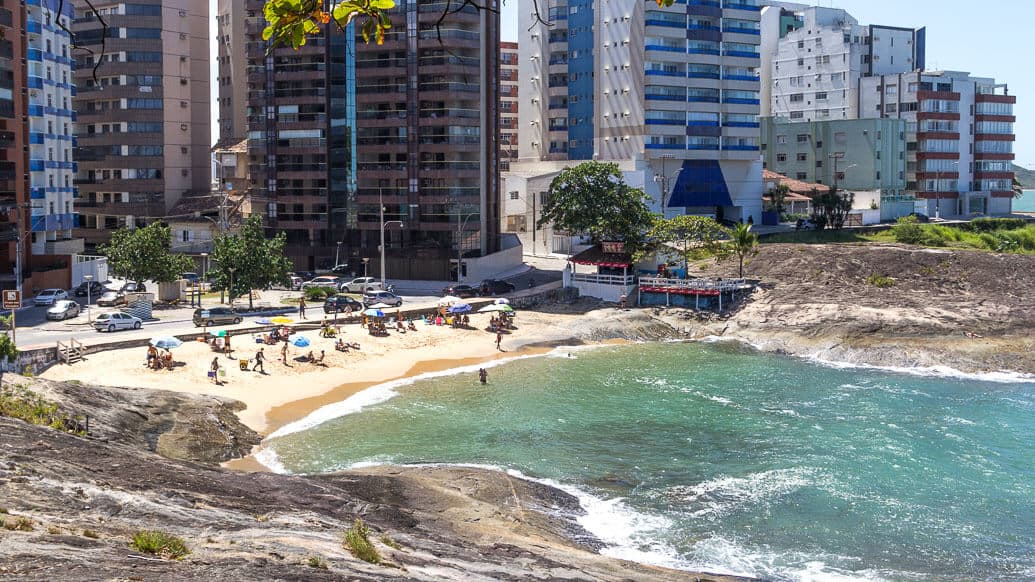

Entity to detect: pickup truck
[340,277,384,293]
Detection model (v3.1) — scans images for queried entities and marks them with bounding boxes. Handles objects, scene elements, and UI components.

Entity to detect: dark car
[73,280,105,298]
[120,281,146,293]
[295,271,316,282]
[192,307,243,327]
[441,284,480,298]
[323,295,363,314]
[479,279,515,296]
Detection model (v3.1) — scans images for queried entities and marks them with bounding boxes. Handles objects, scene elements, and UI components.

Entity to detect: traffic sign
[2,290,20,309]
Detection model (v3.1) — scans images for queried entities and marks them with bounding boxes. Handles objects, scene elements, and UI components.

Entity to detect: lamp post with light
[83,274,93,323]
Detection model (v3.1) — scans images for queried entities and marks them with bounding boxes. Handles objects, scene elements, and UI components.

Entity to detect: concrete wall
[71,256,108,287]
[463,242,524,283]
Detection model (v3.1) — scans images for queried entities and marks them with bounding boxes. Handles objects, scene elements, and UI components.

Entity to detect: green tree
[641,215,727,273]
[810,186,855,230]
[209,215,293,309]
[101,222,194,287]
[0,316,17,389]
[541,161,654,254]
[1012,176,1024,199]
[721,223,759,278]
[766,183,790,216]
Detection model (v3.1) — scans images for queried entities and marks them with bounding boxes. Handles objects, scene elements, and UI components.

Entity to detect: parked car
[479,279,515,296]
[340,276,383,293]
[295,271,316,282]
[363,291,403,307]
[907,212,931,223]
[192,307,243,327]
[323,295,364,314]
[46,300,80,321]
[181,272,200,286]
[302,276,342,290]
[96,291,127,307]
[73,280,105,298]
[330,264,351,275]
[93,311,142,332]
[33,288,69,306]
[120,281,146,293]
[441,284,480,298]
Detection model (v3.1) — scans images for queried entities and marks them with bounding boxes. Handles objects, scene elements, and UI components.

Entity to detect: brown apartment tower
[0,0,27,290]
[71,0,210,253]
[245,1,500,278]
[499,41,517,172]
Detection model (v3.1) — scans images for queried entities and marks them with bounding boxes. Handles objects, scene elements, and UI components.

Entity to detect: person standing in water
[478,368,488,384]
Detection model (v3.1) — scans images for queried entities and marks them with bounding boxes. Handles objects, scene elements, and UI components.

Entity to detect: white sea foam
[253,446,288,474]
[665,467,818,519]
[805,354,1035,384]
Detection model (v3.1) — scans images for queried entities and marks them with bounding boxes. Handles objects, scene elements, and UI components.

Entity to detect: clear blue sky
[214,1,1034,169]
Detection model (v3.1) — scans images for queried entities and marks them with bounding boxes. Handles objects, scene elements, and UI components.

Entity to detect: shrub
[892,215,924,245]
[866,274,895,288]
[966,217,1027,232]
[83,529,100,539]
[0,386,86,436]
[303,286,330,301]
[131,530,190,560]
[2,516,35,531]
[307,556,328,569]
[343,519,381,565]
[380,534,401,550]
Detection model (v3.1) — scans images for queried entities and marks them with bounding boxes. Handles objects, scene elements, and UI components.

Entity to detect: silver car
[33,288,69,306]
[93,312,142,332]
[46,300,80,321]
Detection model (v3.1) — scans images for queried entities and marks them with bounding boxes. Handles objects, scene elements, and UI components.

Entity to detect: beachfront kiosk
[563,242,637,303]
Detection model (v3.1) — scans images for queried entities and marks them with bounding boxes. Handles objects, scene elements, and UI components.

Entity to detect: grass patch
[83,529,100,539]
[0,386,87,436]
[2,516,35,531]
[343,519,381,565]
[306,556,329,569]
[761,229,878,244]
[130,530,190,560]
[866,274,895,288]
[48,526,62,535]
[379,534,401,550]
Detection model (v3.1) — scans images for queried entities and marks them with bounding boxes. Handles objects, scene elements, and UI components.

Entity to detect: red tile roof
[763,169,829,196]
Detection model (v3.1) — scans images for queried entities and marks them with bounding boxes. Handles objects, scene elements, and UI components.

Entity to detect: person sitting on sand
[335,338,348,352]
[314,350,325,365]
[146,345,158,369]
[161,350,173,370]
[396,319,405,332]
[407,319,417,331]
[305,350,315,363]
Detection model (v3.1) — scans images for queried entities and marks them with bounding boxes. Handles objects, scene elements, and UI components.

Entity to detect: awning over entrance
[667,160,734,208]
[570,245,632,268]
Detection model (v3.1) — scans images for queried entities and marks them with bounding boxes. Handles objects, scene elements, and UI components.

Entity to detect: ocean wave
[253,446,288,474]
[663,467,820,520]
[265,352,553,439]
[806,354,1035,384]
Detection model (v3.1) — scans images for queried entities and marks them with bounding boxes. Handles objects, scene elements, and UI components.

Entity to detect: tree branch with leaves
[209,215,293,310]
[100,223,195,287]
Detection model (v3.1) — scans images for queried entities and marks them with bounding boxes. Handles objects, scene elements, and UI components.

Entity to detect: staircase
[56,338,84,364]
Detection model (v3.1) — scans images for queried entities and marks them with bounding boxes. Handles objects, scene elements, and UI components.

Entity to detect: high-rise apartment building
[243,1,354,269]
[859,70,1016,216]
[499,41,518,172]
[0,0,28,290]
[514,0,762,223]
[350,2,500,281]
[761,5,925,121]
[215,0,246,143]
[72,0,210,253]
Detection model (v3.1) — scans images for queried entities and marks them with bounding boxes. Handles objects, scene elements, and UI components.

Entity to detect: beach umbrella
[438,295,461,306]
[368,302,393,309]
[255,317,272,325]
[448,303,472,314]
[149,336,183,349]
[292,336,310,348]
[271,316,294,325]
[215,330,228,337]
[363,308,384,317]
[477,303,514,313]
[494,298,510,305]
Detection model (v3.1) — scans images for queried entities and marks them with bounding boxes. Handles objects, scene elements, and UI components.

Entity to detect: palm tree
[726,223,759,278]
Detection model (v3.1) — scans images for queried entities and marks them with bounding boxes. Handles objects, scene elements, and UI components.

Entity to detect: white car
[46,300,81,321]
[302,276,341,290]
[33,288,69,306]
[93,312,142,332]
[341,277,384,293]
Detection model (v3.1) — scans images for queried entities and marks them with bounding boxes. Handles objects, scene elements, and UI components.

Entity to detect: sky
[213,0,1035,168]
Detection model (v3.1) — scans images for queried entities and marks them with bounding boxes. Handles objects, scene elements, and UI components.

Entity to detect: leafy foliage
[542,161,654,253]
[262,0,675,50]
[892,215,924,245]
[101,223,194,286]
[0,385,86,435]
[809,187,854,230]
[720,223,759,278]
[766,183,790,215]
[866,274,895,288]
[343,519,381,564]
[131,530,190,560]
[2,516,34,531]
[640,215,727,271]
[209,215,294,309]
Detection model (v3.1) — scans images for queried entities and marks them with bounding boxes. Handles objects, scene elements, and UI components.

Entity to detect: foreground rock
[0,378,746,581]
[659,243,1035,375]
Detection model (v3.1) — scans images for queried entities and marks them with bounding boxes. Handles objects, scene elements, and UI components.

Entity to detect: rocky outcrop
[0,378,747,582]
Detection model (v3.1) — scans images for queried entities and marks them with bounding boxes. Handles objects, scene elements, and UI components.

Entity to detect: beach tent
[292,336,310,348]
[494,298,510,305]
[448,303,472,314]
[368,302,394,309]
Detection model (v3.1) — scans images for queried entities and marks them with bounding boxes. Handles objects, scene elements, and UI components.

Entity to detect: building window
[815,91,827,100]
[776,154,787,162]
[797,153,807,161]
[796,134,809,143]
[776,135,787,144]
[796,172,807,180]
[509,191,519,200]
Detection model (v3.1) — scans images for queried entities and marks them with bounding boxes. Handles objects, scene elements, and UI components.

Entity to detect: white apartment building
[761,5,924,121]
[508,0,764,250]
[859,70,1016,217]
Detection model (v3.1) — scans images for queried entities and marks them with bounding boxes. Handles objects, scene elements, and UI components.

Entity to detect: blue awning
[667,160,734,208]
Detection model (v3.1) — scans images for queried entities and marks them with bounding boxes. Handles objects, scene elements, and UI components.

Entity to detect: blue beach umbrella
[448,303,472,314]
[292,336,310,348]
[255,317,272,325]
[363,308,384,317]
[149,336,183,349]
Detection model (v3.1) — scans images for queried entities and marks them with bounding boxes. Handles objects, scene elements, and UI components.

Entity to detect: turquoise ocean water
[1016,189,1035,213]
[260,342,1035,581]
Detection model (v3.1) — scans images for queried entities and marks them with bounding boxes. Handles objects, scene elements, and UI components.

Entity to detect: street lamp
[362,258,370,278]
[200,252,208,308]
[378,189,404,288]
[652,154,676,216]
[83,274,93,323]
[334,241,343,270]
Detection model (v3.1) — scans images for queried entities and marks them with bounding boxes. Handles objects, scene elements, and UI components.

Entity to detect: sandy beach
[42,309,584,435]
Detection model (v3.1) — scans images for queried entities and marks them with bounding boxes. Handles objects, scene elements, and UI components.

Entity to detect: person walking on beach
[281,341,289,365]
[252,347,266,373]
[223,334,233,358]
[298,296,307,319]
[210,357,222,385]
[495,331,503,351]
[478,368,488,384]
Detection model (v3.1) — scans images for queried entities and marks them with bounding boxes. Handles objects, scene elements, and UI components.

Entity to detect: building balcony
[974,114,1015,123]
[975,134,1015,142]
[914,191,961,200]
[973,171,1014,180]
[43,237,85,255]
[917,90,960,101]
[916,131,959,141]
[914,172,959,180]
[974,152,1015,161]
[974,93,1016,104]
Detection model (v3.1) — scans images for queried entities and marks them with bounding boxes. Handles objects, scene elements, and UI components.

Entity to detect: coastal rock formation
[0,378,748,582]
[661,243,1035,374]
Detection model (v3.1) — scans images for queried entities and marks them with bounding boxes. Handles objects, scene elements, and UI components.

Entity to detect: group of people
[262,327,293,345]
[145,345,174,370]
[488,314,513,333]
[334,338,361,352]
